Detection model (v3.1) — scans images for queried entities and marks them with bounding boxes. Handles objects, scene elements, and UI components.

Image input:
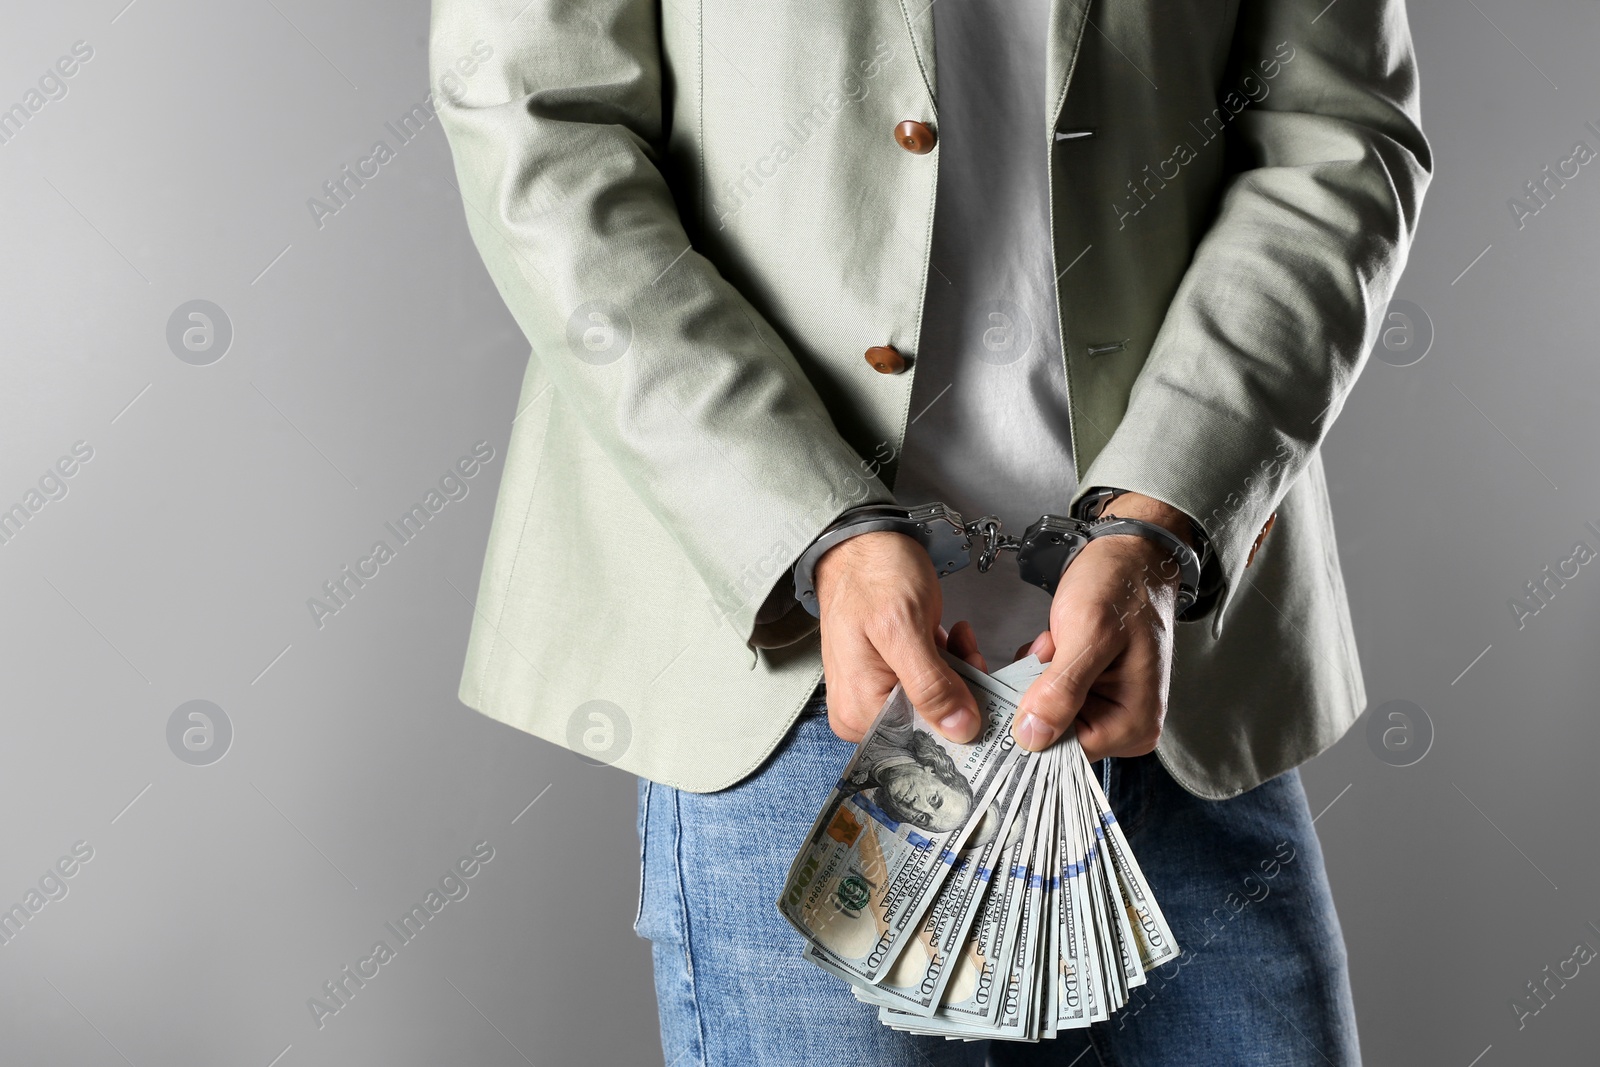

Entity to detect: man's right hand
[813,530,981,745]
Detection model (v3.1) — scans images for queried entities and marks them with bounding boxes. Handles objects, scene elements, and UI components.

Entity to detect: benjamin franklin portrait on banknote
[836,700,978,835]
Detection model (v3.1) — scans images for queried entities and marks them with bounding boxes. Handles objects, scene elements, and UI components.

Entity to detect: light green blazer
[429,0,1431,797]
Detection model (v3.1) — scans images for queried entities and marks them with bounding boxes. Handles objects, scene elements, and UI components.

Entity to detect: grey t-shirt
[892,0,1077,666]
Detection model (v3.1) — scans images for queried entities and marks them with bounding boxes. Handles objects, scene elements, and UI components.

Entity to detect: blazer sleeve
[1072,0,1433,636]
[428,0,892,646]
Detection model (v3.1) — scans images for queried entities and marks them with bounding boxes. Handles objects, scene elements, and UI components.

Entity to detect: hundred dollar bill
[985,653,1047,696]
[857,745,1036,1015]
[779,652,1027,985]
[858,655,1049,1016]
[884,657,1054,1039]
[1053,741,1095,1030]
[1069,751,1123,1019]
[1082,755,1181,972]
[1041,756,1061,1039]
[806,650,1181,1041]
[880,755,1042,1035]
[991,749,1055,1040]
[880,753,1046,1040]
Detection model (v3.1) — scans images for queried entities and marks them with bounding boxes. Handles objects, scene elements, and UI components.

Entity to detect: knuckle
[1122,715,1162,754]
[1035,669,1079,708]
[866,599,920,639]
[1053,641,1107,692]
[1064,599,1122,637]
[831,702,869,740]
[902,663,957,708]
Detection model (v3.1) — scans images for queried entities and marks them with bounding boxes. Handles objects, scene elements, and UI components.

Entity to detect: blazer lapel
[1047,0,1095,127]
[895,0,939,109]
[897,0,1093,121]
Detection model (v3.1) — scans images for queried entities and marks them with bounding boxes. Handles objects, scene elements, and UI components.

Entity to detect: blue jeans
[634,697,1360,1066]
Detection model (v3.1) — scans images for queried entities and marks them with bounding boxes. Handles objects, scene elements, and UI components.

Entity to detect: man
[431,0,1429,1061]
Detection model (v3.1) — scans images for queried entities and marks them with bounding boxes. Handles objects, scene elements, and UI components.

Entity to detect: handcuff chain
[964,515,1022,573]
[792,500,1200,620]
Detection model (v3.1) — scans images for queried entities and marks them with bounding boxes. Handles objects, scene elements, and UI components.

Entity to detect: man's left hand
[1009,493,1194,762]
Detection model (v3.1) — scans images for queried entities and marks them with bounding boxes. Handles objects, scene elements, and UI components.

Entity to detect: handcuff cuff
[792,488,1208,619]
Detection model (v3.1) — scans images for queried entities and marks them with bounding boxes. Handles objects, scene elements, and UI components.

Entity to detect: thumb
[882,633,981,744]
[1014,632,1119,752]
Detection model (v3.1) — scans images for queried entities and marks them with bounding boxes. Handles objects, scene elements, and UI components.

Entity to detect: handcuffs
[792,489,1205,619]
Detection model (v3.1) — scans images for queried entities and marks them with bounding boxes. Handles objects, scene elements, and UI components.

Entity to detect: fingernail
[1013,713,1055,752]
[938,708,978,743]
[1028,634,1047,657]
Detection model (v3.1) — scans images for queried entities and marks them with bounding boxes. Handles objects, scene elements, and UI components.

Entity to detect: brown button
[894,120,936,155]
[865,345,906,374]
[1246,512,1277,567]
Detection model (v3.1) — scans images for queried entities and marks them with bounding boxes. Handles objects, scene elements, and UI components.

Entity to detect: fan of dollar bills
[778,651,1179,1041]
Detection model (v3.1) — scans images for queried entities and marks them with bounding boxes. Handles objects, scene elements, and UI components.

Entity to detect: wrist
[1098,492,1197,551]
[815,529,913,589]
[792,502,975,618]
[1076,496,1203,608]
[1081,528,1184,596]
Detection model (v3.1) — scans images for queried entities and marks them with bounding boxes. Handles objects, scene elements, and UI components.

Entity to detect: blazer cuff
[749,571,820,649]
[1074,429,1290,640]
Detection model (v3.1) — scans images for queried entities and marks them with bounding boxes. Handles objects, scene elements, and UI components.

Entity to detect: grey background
[0,1,1595,1064]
